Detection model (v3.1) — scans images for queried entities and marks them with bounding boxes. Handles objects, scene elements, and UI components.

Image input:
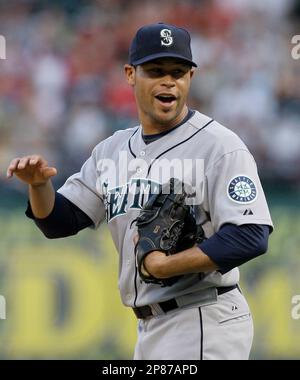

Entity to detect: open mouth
[155,94,177,104]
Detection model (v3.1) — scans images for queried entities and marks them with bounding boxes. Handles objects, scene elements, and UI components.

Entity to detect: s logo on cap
[160,29,173,46]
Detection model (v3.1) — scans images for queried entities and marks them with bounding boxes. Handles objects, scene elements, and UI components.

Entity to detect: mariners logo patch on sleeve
[227,175,257,204]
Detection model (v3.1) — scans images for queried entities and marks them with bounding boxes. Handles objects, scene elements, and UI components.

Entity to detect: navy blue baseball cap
[129,23,197,67]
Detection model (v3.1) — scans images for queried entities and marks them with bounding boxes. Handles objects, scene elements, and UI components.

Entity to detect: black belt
[133,285,238,319]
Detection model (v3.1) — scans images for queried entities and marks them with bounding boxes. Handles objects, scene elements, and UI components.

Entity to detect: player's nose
[161,76,176,88]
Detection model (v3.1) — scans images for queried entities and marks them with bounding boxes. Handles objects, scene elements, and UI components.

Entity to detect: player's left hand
[133,234,167,278]
[143,251,168,279]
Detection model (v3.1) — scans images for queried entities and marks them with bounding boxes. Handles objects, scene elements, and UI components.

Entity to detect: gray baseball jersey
[58,111,273,308]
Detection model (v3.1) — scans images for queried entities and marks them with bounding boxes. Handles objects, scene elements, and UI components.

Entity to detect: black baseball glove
[134,178,205,287]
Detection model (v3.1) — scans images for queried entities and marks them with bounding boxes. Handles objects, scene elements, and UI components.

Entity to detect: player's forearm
[144,247,218,279]
[29,180,55,219]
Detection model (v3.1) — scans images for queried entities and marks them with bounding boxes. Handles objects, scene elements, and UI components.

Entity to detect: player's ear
[124,64,136,86]
[189,67,195,80]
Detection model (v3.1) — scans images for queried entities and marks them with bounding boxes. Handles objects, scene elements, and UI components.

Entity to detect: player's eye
[148,68,163,76]
[172,69,183,76]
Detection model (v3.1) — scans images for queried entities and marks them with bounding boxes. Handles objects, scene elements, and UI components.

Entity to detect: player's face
[125,58,194,132]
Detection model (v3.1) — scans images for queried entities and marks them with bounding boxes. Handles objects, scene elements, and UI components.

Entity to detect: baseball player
[7,23,273,360]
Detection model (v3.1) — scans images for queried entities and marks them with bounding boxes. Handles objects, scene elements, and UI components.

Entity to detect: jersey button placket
[137,151,146,174]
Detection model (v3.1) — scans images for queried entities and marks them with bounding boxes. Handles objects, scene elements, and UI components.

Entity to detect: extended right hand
[6,155,57,186]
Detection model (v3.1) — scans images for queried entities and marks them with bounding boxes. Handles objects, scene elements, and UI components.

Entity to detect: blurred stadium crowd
[0,0,300,190]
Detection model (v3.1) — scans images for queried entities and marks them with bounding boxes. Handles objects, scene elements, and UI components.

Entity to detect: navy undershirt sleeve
[198,223,270,274]
[25,192,93,238]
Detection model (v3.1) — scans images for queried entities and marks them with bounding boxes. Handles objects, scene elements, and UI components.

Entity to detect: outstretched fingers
[6,155,57,185]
